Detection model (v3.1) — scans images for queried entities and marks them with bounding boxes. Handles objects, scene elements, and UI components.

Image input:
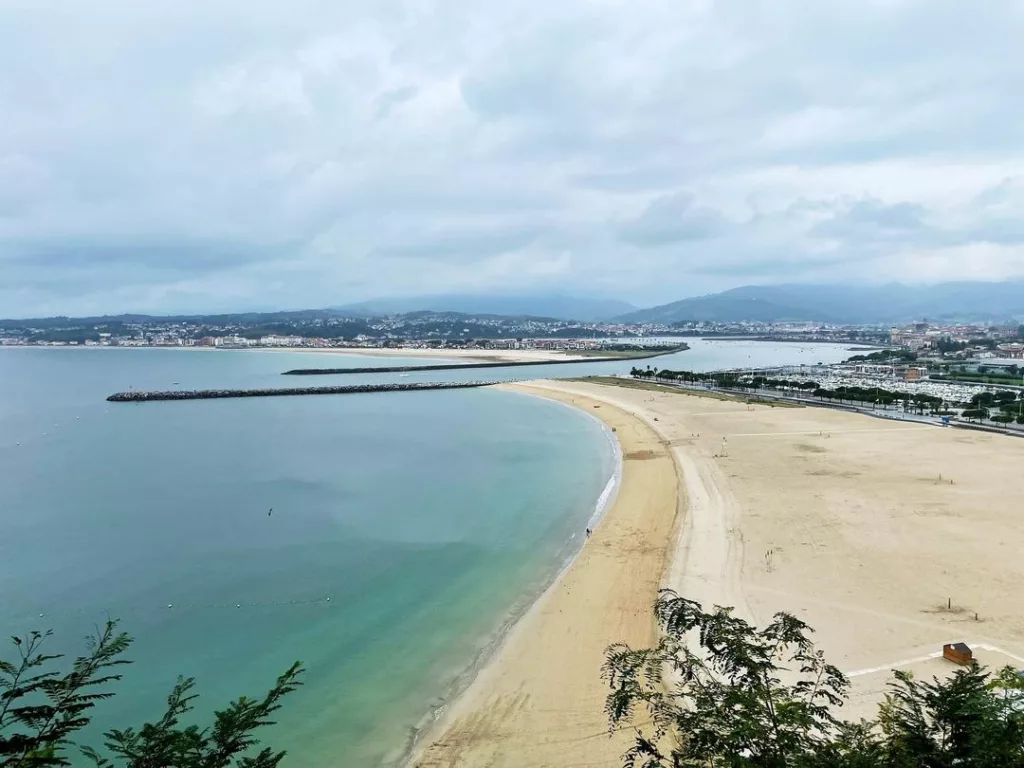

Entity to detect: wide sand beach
[414,376,1024,766]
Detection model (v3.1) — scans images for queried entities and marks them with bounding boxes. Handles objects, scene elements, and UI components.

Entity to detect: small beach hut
[943,642,973,666]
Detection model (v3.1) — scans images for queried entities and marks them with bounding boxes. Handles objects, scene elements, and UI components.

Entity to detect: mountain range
[333,294,636,322]
[6,283,1023,328]
[615,282,1024,325]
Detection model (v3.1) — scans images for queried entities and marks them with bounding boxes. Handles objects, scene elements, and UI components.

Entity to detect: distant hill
[333,294,636,322]
[617,282,1024,325]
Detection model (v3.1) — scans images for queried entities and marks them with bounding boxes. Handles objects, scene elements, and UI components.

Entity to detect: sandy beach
[414,376,1024,766]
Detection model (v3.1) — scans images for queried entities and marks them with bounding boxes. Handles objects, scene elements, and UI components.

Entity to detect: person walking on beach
[586,527,592,539]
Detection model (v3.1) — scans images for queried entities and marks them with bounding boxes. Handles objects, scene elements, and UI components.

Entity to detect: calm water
[0,349,616,766]
[0,339,857,765]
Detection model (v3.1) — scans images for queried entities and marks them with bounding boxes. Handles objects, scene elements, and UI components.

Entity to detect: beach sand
[414,377,1024,766]
[524,379,1024,723]
[412,383,681,768]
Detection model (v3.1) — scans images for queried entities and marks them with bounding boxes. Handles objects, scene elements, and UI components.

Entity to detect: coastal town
[1,311,1019,355]
[9,307,1024,431]
[0,310,694,351]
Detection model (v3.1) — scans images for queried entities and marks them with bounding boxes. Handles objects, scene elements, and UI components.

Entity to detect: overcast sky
[2,0,1024,316]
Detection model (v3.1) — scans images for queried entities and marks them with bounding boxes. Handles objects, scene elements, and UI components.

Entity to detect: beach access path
[412,383,681,768]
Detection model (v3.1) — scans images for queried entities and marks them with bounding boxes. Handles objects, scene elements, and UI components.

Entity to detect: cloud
[2,0,1024,315]
[370,224,546,261]
[811,197,928,241]
[618,193,728,247]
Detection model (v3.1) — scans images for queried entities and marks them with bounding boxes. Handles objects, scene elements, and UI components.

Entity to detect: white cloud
[1,0,1024,315]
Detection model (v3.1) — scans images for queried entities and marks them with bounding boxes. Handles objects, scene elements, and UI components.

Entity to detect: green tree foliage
[936,336,967,354]
[1,622,303,768]
[606,592,1024,767]
[604,592,849,767]
[845,350,917,364]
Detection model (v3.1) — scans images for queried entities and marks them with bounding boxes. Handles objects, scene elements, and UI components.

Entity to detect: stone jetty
[107,381,494,402]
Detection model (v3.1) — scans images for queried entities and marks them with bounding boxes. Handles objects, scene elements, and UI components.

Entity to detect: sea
[0,339,858,765]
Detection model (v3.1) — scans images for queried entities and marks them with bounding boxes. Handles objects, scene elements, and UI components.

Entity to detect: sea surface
[0,340,857,765]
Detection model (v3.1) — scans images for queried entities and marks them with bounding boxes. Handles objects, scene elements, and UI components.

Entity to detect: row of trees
[810,386,945,413]
[630,367,1024,424]
[1,622,302,767]
[629,368,950,413]
[961,390,1024,424]
[606,592,1024,767]
[845,349,918,363]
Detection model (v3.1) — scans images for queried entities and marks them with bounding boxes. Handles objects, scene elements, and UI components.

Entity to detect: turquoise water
[0,340,858,764]
[0,349,616,765]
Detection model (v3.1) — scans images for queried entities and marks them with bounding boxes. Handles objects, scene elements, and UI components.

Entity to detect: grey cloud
[374,86,418,119]
[811,198,928,240]
[618,193,729,247]
[4,239,285,273]
[2,0,1024,315]
[370,225,546,262]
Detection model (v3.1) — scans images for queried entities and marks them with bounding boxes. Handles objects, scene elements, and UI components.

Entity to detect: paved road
[630,377,1024,438]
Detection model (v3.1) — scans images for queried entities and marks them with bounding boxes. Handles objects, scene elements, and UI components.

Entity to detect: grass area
[569,376,803,408]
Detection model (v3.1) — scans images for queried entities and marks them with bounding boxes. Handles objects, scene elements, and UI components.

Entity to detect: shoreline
[396,402,622,766]
[410,381,681,767]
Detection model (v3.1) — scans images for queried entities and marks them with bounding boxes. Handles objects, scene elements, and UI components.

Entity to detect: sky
[2,0,1024,317]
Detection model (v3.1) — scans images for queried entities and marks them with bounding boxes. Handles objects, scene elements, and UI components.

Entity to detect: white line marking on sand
[846,653,943,677]
[846,644,1024,677]
[727,427,933,438]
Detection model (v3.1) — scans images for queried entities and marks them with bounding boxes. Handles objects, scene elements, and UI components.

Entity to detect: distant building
[903,367,927,382]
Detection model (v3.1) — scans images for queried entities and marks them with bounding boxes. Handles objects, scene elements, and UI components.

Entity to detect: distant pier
[107,381,494,402]
[282,345,686,376]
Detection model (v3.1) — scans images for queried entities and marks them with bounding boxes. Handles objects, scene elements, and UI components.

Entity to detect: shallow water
[0,349,615,765]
